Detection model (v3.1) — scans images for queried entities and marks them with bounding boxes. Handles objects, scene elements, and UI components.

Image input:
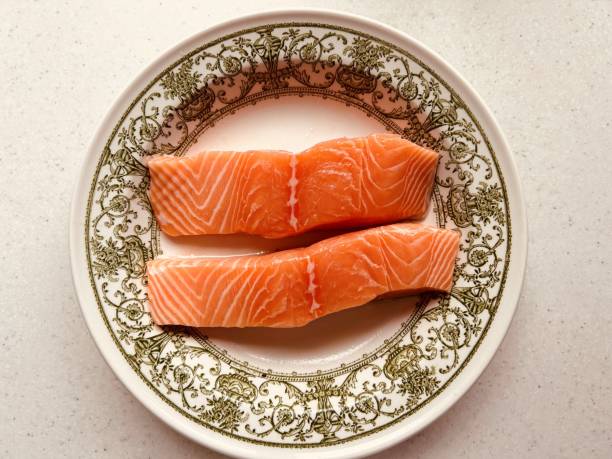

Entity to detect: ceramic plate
[70,9,526,458]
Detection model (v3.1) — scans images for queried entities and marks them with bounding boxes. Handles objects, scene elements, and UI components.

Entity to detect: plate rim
[69,8,527,459]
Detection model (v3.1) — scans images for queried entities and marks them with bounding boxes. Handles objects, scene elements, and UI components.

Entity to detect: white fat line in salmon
[287,153,299,231]
[306,256,320,314]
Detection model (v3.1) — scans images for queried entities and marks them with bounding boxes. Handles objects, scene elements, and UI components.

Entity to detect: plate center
[159,94,434,374]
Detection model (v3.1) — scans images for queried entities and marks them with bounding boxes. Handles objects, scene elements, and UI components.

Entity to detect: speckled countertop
[1,1,611,458]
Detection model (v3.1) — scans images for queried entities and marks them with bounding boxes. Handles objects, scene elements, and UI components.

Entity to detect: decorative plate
[70,9,526,459]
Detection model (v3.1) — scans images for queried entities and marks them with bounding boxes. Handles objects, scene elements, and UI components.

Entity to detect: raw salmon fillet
[147,224,459,328]
[148,134,439,238]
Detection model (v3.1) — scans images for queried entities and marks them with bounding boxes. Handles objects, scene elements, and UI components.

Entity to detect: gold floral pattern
[85,23,511,446]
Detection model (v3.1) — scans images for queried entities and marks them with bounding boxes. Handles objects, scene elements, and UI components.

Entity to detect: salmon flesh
[148,134,439,238]
[147,224,460,328]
